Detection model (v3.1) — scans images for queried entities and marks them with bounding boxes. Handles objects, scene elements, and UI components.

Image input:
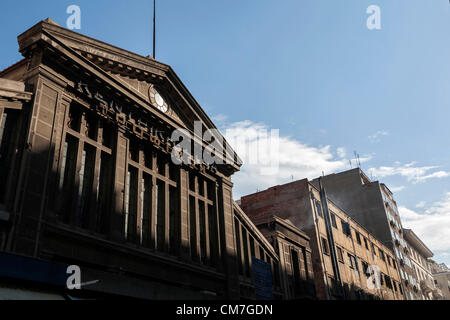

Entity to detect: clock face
[149,86,169,113]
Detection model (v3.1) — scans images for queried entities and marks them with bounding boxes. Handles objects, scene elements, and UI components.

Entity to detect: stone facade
[250,216,316,299]
[0,19,315,300]
[310,169,420,300]
[403,229,440,300]
[432,270,450,300]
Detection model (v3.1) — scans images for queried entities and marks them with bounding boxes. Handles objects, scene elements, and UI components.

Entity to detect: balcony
[420,279,434,294]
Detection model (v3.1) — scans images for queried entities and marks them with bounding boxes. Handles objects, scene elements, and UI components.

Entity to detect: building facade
[240,179,404,300]
[403,229,440,300]
[430,264,450,300]
[249,215,316,299]
[311,169,421,300]
[0,18,315,300]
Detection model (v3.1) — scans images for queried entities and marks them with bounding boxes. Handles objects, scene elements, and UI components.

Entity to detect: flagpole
[153,0,156,59]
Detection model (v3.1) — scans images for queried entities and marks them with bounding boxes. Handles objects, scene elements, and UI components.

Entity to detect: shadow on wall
[2,120,233,299]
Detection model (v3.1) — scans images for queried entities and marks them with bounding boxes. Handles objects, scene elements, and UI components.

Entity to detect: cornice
[16,18,242,174]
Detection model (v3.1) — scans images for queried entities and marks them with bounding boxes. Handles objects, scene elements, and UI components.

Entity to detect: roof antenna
[354,151,361,168]
[153,0,156,59]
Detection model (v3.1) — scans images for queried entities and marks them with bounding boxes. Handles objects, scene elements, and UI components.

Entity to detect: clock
[149,85,169,113]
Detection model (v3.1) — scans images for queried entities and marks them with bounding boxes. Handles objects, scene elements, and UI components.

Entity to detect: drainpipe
[310,190,332,300]
[318,178,343,293]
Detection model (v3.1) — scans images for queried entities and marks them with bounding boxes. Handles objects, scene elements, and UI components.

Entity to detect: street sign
[252,257,274,300]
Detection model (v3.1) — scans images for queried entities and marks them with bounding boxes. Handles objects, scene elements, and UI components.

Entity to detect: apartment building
[403,229,440,300]
[311,169,419,299]
[240,179,404,300]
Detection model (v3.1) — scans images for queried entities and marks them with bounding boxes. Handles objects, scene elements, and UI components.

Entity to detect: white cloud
[389,186,405,193]
[416,201,426,208]
[414,171,450,182]
[399,193,450,256]
[368,130,389,143]
[223,120,371,198]
[337,147,347,159]
[211,113,228,125]
[369,162,450,184]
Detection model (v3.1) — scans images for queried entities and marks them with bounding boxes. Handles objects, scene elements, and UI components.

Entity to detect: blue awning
[0,252,69,286]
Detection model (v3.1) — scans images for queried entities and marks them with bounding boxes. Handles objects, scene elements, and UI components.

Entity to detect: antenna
[153,0,156,59]
[354,151,361,168]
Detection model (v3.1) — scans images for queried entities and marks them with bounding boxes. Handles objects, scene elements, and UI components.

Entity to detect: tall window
[291,249,302,295]
[379,249,386,262]
[241,227,250,278]
[337,247,344,262]
[58,103,114,232]
[321,237,330,255]
[315,201,323,218]
[362,261,369,277]
[348,254,358,270]
[235,218,243,276]
[188,172,219,268]
[341,221,351,237]
[355,231,362,245]
[59,136,78,223]
[0,109,22,205]
[330,212,337,228]
[124,138,183,256]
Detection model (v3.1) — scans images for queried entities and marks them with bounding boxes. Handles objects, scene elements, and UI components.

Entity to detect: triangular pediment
[17,19,242,172]
[25,20,204,132]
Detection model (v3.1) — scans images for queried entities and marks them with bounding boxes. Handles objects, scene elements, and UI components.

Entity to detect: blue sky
[1,0,449,266]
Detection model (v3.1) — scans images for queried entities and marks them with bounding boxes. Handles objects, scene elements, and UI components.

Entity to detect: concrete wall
[433,272,450,300]
[312,170,393,248]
